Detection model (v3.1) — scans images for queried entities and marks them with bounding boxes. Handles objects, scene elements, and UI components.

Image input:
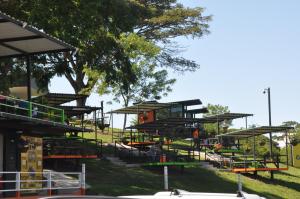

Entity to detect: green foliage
[1,0,211,105]
[86,33,176,106]
[204,104,230,136]
[239,135,280,156]
[0,58,50,95]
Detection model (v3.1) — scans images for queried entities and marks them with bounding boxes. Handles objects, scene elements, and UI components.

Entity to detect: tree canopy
[0,0,211,106]
[204,104,231,136]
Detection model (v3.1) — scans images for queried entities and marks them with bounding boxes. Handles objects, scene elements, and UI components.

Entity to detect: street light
[263,87,272,157]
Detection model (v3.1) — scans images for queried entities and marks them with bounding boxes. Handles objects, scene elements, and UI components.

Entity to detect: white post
[81,164,86,195]
[237,173,242,192]
[47,171,52,196]
[15,172,21,198]
[164,166,168,191]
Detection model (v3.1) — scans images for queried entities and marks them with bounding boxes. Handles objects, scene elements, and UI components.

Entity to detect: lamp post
[263,87,272,157]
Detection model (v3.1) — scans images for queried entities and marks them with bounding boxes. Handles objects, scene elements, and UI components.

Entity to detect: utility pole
[263,88,272,156]
[264,87,273,179]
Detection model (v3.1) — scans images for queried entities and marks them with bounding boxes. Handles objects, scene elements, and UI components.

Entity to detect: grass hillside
[77,131,300,198]
[82,158,300,198]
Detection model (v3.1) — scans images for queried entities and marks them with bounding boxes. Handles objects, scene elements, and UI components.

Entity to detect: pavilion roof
[217,126,294,138]
[0,11,75,58]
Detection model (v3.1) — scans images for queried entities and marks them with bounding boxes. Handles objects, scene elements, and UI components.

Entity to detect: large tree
[1,0,211,106]
[86,33,176,129]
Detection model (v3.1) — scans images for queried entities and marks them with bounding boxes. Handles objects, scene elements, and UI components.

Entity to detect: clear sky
[50,0,300,128]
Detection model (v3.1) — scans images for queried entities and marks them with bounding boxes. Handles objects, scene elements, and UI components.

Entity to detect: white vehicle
[120,189,266,199]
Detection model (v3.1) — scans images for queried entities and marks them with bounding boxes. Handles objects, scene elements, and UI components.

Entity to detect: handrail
[0,94,65,124]
[0,164,86,198]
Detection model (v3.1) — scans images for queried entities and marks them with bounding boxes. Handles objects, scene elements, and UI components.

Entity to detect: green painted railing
[0,95,65,124]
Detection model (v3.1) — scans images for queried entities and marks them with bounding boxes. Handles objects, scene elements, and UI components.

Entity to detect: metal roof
[171,99,202,106]
[33,93,88,106]
[185,108,209,114]
[125,112,252,130]
[200,113,253,123]
[109,99,204,114]
[59,106,102,117]
[0,11,75,58]
[126,117,202,130]
[108,101,174,114]
[0,111,92,135]
[217,126,294,138]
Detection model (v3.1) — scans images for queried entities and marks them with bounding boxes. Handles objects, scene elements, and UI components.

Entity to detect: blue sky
[50,0,300,128]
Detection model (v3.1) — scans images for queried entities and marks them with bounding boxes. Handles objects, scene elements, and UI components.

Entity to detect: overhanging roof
[0,11,75,58]
[0,111,92,135]
[200,113,253,123]
[108,101,174,114]
[186,108,209,114]
[172,99,202,106]
[217,126,294,138]
[126,117,202,130]
[109,99,204,114]
[59,106,102,117]
[33,93,88,106]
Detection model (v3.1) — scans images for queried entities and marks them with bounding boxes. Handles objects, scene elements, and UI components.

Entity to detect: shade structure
[171,99,202,106]
[217,126,294,138]
[108,99,205,115]
[0,11,75,58]
[126,117,203,130]
[0,111,92,136]
[58,105,102,117]
[108,101,174,114]
[0,11,75,101]
[33,93,88,106]
[200,113,253,123]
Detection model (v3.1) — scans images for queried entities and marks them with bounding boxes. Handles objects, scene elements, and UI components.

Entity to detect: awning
[126,117,202,130]
[109,99,204,114]
[200,113,253,123]
[108,101,174,114]
[0,11,75,58]
[59,106,102,117]
[171,99,202,106]
[33,93,88,106]
[0,111,92,135]
[217,126,294,138]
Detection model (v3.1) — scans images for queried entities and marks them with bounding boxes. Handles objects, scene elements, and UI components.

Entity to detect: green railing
[0,95,65,123]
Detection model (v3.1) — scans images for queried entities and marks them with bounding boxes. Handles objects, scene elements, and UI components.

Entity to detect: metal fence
[0,164,86,198]
[0,94,64,123]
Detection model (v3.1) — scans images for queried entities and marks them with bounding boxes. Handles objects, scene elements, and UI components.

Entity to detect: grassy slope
[78,130,300,198]
[83,158,300,198]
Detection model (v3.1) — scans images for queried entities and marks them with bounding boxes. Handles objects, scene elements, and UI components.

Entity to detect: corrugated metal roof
[0,11,75,58]
[108,101,174,114]
[33,93,88,106]
[217,126,294,138]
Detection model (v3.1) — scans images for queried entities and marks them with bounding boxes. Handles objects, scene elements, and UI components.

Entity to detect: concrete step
[106,156,140,168]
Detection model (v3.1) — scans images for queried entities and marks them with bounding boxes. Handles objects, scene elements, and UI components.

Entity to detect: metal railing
[0,95,64,123]
[229,154,288,170]
[43,137,103,158]
[0,164,86,198]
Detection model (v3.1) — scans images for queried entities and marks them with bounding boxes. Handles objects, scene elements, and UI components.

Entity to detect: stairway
[199,161,216,170]
[106,156,140,168]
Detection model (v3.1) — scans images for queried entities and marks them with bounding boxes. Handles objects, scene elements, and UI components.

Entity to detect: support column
[26,56,31,101]
[164,166,168,190]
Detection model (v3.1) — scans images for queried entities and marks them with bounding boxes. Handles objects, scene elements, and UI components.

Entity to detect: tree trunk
[123,113,127,131]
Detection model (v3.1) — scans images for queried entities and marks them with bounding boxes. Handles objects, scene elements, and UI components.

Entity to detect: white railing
[0,164,86,198]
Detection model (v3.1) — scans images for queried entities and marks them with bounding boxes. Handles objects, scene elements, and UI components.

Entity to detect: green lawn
[82,157,300,198]
[76,132,300,198]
